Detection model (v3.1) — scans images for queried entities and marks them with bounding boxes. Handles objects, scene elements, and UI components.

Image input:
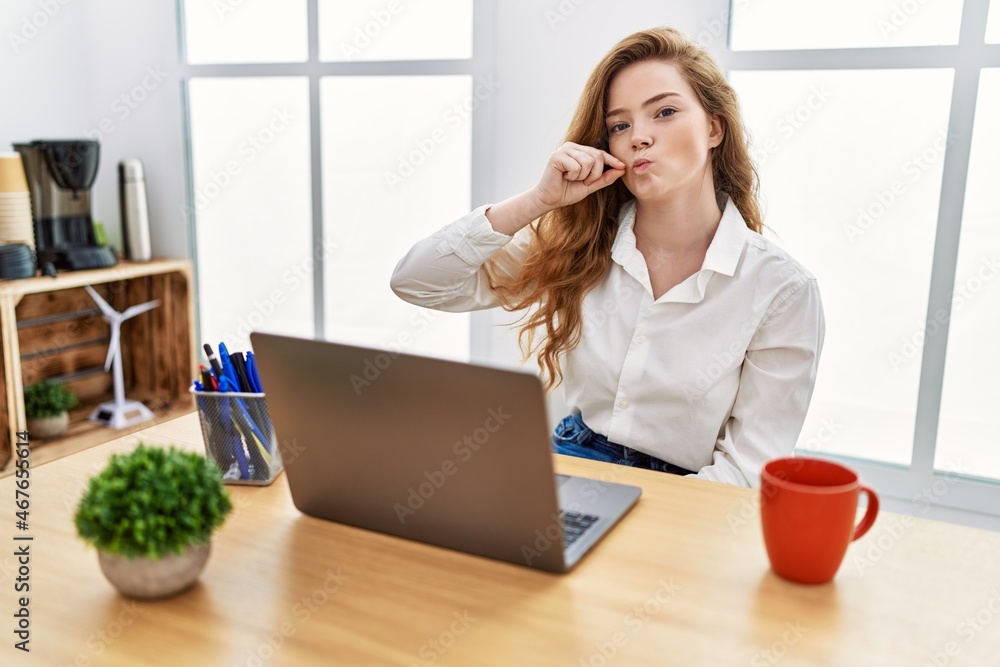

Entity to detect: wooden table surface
[2,413,998,666]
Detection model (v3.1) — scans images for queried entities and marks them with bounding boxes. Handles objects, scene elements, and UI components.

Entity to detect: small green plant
[74,444,233,559]
[23,379,79,418]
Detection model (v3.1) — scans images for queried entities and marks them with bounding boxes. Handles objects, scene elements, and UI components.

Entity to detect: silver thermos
[118,158,152,261]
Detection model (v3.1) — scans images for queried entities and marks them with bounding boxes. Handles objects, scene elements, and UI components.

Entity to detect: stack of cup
[0,153,35,250]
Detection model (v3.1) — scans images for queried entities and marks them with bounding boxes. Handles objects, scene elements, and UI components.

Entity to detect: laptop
[250,332,642,573]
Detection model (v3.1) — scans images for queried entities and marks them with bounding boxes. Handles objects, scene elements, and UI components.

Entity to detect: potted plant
[23,379,79,438]
[74,443,233,599]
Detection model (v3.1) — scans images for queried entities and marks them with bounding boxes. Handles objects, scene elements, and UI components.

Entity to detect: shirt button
[619,401,629,409]
[636,334,646,343]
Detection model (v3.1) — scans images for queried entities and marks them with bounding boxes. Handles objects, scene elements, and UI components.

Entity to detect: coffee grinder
[14,140,118,271]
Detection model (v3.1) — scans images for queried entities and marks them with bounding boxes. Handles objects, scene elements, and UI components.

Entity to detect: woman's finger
[563,149,598,181]
[602,151,627,170]
[552,152,588,181]
[582,166,625,195]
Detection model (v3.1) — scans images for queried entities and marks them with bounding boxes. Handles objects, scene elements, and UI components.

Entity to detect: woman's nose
[631,129,651,149]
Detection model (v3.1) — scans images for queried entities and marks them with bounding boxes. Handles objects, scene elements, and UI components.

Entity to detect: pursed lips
[632,157,652,173]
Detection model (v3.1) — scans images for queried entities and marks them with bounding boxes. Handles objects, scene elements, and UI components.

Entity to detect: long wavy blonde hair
[485,27,762,389]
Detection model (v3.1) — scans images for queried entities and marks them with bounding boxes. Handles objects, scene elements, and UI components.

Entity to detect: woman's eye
[657,108,676,118]
[608,122,628,134]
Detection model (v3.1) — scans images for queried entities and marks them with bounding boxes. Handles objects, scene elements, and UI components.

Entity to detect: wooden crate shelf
[0,259,197,470]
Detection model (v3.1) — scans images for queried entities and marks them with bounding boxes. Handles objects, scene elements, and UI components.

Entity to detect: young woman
[390,27,825,487]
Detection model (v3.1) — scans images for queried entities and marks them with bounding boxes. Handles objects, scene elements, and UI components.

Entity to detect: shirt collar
[610,197,750,302]
[702,197,750,278]
[610,200,645,283]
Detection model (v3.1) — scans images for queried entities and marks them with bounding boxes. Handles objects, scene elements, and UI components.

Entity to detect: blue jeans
[551,413,695,476]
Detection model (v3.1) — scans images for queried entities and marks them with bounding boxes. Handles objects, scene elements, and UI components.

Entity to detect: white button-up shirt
[391,198,825,487]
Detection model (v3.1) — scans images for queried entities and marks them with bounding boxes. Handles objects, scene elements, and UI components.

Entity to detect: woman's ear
[708,115,725,149]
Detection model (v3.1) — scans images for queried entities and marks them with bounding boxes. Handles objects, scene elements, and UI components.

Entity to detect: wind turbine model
[85,285,160,429]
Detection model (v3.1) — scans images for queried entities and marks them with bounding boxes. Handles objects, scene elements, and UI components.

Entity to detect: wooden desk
[2,413,998,666]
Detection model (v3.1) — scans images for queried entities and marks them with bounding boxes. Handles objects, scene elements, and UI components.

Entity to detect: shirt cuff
[438,204,513,266]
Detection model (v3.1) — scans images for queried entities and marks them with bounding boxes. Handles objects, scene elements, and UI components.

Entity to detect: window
[728,0,1000,517]
[730,68,953,467]
[183,0,308,64]
[935,68,1000,480]
[180,0,482,362]
[317,0,472,61]
[730,0,963,50]
[187,77,314,344]
[319,75,473,359]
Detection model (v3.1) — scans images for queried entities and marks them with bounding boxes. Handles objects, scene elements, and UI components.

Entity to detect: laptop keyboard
[561,510,600,546]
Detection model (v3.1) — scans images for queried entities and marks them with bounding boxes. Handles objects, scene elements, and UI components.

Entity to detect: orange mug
[760,457,879,584]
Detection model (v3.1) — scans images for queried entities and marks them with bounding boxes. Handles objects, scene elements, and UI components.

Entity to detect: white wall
[1,0,188,259]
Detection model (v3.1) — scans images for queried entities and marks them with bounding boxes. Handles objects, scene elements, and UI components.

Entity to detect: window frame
[723,0,1000,524]
[176,0,494,346]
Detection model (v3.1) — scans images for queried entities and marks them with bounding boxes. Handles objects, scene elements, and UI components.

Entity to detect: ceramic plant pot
[97,542,211,599]
[26,412,68,439]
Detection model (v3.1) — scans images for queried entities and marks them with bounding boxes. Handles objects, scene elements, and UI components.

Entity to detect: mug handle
[851,484,880,541]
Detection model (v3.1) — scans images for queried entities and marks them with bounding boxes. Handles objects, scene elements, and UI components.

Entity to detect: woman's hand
[531,142,627,210]
[484,143,627,236]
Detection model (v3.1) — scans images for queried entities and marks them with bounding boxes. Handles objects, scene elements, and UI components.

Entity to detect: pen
[204,343,225,380]
[242,350,275,460]
[217,342,242,391]
[219,391,251,479]
[245,351,263,393]
[200,369,216,392]
[230,352,253,393]
[220,343,273,475]
[223,389,271,476]
[229,350,273,457]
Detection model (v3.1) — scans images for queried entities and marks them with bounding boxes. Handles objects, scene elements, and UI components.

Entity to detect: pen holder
[191,387,283,485]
